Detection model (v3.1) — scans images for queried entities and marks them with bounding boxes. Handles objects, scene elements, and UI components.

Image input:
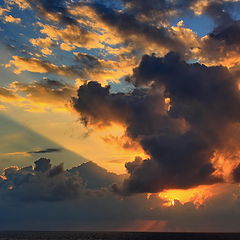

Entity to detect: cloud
[210,20,240,45]
[204,1,234,26]
[0,7,10,15]
[1,148,62,158]
[73,52,240,194]
[0,78,76,112]
[69,161,124,190]
[37,22,104,50]
[1,158,240,231]
[0,87,17,100]
[5,53,132,84]
[1,0,240,232]
[0,160,84,202]
[0,158,121,202]
[74,52,137,84]
[195,19,240,68]
[4,15,21,23]
[4,0,240,71]
[181,1,240,68]
[5,56,81,77]
[0,151,30,157]
[73,1,240,69]
[6,0,30,9]
[5,50,135,86]
[25,0,77,24]
[102,134,141,151]
[34,158,52,172]
[10,78,76,103]
[28,148,62,154]
[92,3,185,54]
[29,37,54,55]
[232,164,240,182]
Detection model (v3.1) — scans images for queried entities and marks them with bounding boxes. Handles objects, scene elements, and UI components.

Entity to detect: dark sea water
[0,232,240,240]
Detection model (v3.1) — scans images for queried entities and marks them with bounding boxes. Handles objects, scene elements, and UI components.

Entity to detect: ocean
[0,232,239,240]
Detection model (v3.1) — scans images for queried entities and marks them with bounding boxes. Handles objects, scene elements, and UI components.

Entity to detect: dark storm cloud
[69,161,124,189]
[232,164,240,182]
[210,20,240,45]
[199,2,240,63]
[204,2,240,51]
[121,0,196,19]
[73,52,240,194]
[28,148,62,154]
[199,18,240,68]
[205,2,233,26]
[34,158,52,172]
[92,3,185,53]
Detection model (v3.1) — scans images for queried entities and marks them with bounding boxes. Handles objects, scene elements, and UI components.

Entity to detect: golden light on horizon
[158,185,217,207]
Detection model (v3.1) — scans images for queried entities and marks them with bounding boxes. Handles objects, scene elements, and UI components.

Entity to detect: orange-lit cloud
[5,51,136,85]
[74,53,138,85]
[194,35,240,68]
[0,87,17,100]
[1,151,30,156]
[0,105,7,110]
[5,56,80,78]
[0,79,76,112]
[0,7,9,15]
[37,22,104,50]
[190,0,240,16]
[29,37,54,55]
[158,185,216,207]
[102,134,142,151]
[6,0,30,9]
[68,5,124,46]
[4,15,21,23]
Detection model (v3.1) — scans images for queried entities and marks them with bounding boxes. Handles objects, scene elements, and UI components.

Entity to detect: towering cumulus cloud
[73,52,240,194]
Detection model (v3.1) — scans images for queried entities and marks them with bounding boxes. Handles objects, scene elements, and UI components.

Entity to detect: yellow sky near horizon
[2,102,147,174]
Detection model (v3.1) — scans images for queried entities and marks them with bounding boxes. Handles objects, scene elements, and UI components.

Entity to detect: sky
[0,0,240,232]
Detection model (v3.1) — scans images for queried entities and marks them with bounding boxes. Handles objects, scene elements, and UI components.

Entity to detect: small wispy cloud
[28,148,62,154]
[1,151,30,156]
[1,148,62,156]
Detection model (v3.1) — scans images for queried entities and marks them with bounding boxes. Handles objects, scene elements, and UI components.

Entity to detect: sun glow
[158,185,217,207]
